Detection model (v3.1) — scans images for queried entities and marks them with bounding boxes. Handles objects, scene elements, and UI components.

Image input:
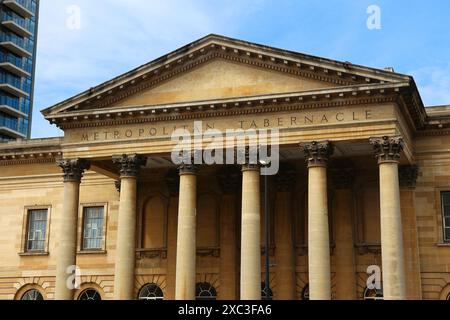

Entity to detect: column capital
[218,166,241,195]
[370,136,404,164]
[179,163,199,175]
[275,164,296,192]
[301,141,334,168]
[237,146,260,171]
[330,166,354,189]
[58,158,90,183]
[399,165,419,188]
[112,154,146,178]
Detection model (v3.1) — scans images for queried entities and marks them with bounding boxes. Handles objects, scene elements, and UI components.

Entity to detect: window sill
[19,251,49,256]
[77,250,107,255]
[436,243,450,247]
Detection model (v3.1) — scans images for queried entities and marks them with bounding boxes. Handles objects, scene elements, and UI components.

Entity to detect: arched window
[138,283,164,300]
[21,289,44,300]
[261,283,273,300]
[363,287,383,300]
[301,284,309,300]
[78,289,101,300]
[196,282,217,300]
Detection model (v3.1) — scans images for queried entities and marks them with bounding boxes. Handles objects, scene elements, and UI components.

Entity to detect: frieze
[70,107,377,144]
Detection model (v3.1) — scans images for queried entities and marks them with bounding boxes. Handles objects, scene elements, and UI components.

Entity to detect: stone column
[370,136,406,300]
[274,165,296,300]
[55,159,90,300]
[301,141,333,300]
[399,165,422,300]
[240,162,262,300]
[331,165,357,300]
[175,164,198,300]
[112,154,146,300]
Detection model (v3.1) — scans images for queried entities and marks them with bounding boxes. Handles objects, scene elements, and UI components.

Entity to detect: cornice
[416,128,450,137]
[0,138,63,163]
[0,156,59,166]
[52,88,401,130]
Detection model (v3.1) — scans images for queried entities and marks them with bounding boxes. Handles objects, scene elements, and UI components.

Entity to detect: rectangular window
[26,209,48,252]
[441,192,450,242]
[82,207,104,250]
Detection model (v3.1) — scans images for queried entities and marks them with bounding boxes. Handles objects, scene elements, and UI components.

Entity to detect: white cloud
[31,0,265,138]
[410,65,450,107]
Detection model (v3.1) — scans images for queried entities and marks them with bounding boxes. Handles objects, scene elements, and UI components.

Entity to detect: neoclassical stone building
[0,35,449,300]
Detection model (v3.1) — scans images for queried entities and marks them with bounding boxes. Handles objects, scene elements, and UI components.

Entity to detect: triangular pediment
[42,34,413,121]
[109,58,336,108]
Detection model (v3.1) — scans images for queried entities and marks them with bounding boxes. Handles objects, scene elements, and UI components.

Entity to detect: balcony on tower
[0,30,33,57]
[0,70,29,97]
[0,49,30,77]
[2,0,36,18]
[1,9,33,38]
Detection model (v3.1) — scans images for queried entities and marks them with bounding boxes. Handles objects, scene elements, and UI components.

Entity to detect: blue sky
[32,0,450,138]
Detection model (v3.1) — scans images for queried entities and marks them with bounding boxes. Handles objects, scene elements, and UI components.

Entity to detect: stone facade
[0,35,449,300]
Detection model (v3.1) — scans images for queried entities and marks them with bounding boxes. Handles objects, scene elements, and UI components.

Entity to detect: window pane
[443,192,450,206]
[444,205,450,218]
[195,282,217,301]
[22,289,44,301]
[83,207,104,250]
[138,283,164,300]
[78,289,101,300]
[27,209,47,252]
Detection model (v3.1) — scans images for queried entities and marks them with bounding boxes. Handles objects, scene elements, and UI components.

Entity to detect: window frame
[138,283,164,301]
[78,288,102,301]
[195,282,217,301]
[440,191,450,243]
[21,289,44,301]
[20,206,51,255]
[78,203,108,253]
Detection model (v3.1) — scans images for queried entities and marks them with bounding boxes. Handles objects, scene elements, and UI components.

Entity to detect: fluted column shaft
[113,154,146,300]
[175,165,198,300]
[55,159,90,300]
[370,136,406,300]
[240,164,261,300]
[301,141,333,300]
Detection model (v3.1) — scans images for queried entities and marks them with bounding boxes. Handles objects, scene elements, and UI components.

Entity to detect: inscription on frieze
[68,108,377,143]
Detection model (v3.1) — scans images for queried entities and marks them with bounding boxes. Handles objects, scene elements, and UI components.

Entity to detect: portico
[4,34,444,301]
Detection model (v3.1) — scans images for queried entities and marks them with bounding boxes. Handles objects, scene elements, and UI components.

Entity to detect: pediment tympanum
[108,58,335,108]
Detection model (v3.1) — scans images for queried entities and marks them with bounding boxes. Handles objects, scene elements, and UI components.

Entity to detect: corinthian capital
[369,136,404,163]
[112,154,146,178]
[58,158,90,183]
[301,141,334,168]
